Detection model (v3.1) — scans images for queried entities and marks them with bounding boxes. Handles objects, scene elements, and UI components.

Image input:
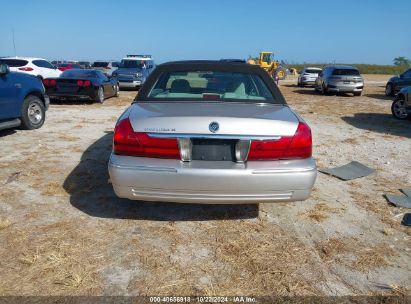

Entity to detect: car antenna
[12,29,17,57]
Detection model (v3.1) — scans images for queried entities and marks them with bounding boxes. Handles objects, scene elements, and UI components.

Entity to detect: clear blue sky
[0,0,410,64]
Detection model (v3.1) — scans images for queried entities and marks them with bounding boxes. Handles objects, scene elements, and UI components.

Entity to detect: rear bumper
[327,83,363,93]
[49,93,94,101]
[300,80,316,85]
[108,154,317,204]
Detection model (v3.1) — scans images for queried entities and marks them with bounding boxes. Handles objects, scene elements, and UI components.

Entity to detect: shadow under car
[63,133,259,221]
[341,113,411,138]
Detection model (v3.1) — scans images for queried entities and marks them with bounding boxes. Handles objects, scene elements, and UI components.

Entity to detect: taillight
[18,67,34,71]
[113,118,180,159]
[43,79,56,86]
[247,122,312,160]
[77,80,91,87]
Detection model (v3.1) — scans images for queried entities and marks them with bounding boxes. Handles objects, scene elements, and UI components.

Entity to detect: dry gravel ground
[0,75,410,296]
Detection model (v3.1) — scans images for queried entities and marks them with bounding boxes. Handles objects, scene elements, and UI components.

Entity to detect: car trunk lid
[128,102,300,137]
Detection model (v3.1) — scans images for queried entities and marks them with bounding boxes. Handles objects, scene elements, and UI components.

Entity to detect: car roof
[157,60,255,70]
[304,67,322,70]
[1,56,47,61]
[121,57,151,61]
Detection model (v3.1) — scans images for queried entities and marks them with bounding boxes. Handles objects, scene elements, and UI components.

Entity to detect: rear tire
[96,86,105,103]
[20,95,45,130]
[391,98,409,120]
[320,83,328,95]
[385,83,394,96]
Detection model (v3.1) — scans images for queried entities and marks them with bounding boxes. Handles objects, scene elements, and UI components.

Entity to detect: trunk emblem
[209,122,219,133]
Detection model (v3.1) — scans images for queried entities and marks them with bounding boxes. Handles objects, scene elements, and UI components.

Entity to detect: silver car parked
[315,66,364,96]
[298,67,322,87]
[91,60,119,76]
[108,61,317,204]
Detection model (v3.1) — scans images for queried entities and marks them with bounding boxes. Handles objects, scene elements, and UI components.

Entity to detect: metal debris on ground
[400,188,411,198]
[401,213,411,226]
[385,195,411,208]
[319,161,375,181]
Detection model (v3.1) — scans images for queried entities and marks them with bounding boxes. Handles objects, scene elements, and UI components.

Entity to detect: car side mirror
[0,64,10,75]
[399,74,404,78]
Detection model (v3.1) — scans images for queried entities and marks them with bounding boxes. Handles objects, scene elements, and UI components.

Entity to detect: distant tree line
[290,57,410,75]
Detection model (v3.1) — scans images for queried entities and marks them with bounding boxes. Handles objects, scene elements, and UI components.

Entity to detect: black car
[385,68,411,96]
[44,69,119,103]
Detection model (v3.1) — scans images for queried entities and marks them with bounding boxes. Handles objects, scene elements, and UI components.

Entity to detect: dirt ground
[0,74,410,296]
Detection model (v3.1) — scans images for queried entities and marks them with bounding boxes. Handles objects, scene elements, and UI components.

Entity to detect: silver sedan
[108,61,317,204]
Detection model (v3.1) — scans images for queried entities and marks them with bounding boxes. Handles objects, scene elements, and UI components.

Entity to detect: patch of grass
[42,182,67,197]
[315,237,396,272]
[299,202,341,222]
[0,218,13,230]
[58,134,79,141]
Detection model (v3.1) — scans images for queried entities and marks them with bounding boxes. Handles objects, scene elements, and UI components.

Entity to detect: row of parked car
[297,65,411,119]
[0,54,158,132]
[298,65,364,96]
[1,57,410,134]
[0,54,156,90]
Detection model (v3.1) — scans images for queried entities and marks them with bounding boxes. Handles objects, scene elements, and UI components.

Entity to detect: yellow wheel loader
[247,52,287,80]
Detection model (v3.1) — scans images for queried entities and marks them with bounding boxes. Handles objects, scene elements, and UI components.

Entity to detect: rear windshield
[61,70,97,78]
[305,69,321,74]
[332,69,360,76]
[92,62,108,68]
[120,60,144,69]
[0,59,29,67]
[147,71,275,102]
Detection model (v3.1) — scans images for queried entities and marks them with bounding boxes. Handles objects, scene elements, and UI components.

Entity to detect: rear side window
[92,62,109,68]
[61,70,97,78]
[305,69,321,74]
[0,59,28,67]
[332,69,360,76]
[147,71,275,102]
[33,60,54,69]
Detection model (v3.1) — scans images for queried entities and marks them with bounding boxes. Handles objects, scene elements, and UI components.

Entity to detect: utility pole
[12,29,17,57]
